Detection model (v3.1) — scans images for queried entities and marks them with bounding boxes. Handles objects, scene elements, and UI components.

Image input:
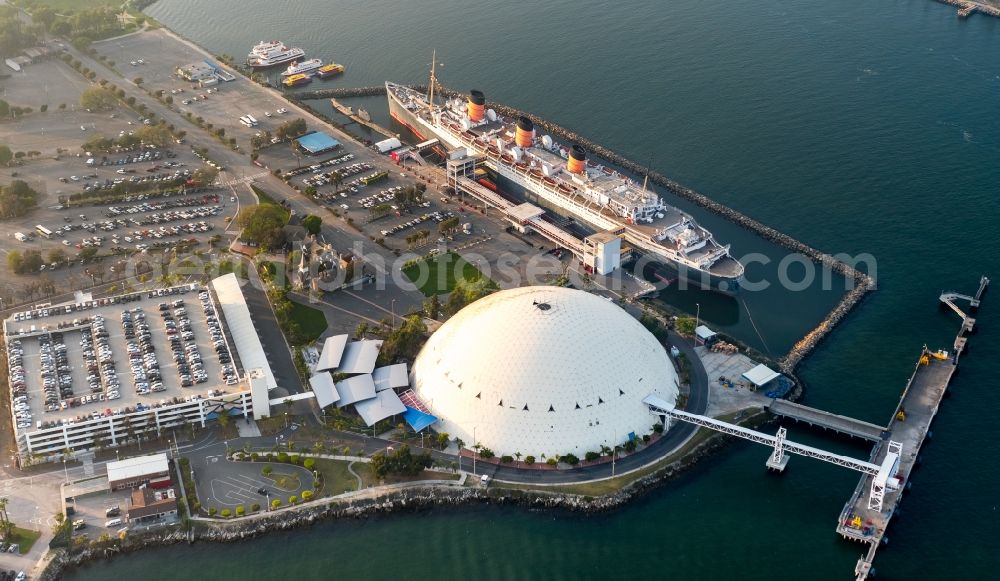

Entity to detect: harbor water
[69,0,1000,578]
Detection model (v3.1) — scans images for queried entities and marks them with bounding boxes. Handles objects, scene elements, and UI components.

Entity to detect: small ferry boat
[282,73,312,88]
[281,58,323,78]
[316,63,345,79]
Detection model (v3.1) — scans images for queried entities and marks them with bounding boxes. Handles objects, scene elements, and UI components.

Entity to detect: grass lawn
[361,468,461,488]
[312,458,362,495]
[218,259,248,279]
[250,184,285,209]
[8,526,41,554]
[265,472,301,492]
[33,0,121,12]
[287,301,327,343]
[402,251,492,296]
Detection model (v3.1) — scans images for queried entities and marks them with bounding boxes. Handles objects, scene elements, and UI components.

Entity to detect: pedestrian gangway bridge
[766,399,887,442]
[645,276,988,580]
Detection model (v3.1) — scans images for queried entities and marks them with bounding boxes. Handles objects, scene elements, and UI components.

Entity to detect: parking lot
[65,486,136,540]
[195,453,315,510]
[5,285,239,432]
[92,28,311,149]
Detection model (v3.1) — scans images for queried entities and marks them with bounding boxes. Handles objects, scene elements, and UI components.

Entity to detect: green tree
[301,490,313,501]
[424,294,441,319]
[303,458,315,470]
[79,86,117,111]
[525,455,535,466]
[675,316,697,336]
[0,100,8,118]
[0,180,40,219]
[369,444,432,479]
[301,214,322,236]
[271,499,281,510]
[135,124,173,147]
[0,145,11,166]
[47,248,66,264]
[32,6,57,30]
[192,166,219,185]
[235,505,245,516]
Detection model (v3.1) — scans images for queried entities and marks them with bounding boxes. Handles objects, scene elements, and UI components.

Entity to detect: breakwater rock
[299,86,875,371]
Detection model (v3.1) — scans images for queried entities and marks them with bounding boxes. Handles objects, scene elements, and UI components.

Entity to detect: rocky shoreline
[41,414,764,580]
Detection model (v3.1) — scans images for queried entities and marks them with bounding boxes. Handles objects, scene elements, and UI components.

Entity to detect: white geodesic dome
[411,286,678,459]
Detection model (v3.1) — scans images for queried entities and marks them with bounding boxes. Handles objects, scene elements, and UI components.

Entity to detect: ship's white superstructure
[246,40,305,69]
[385,81,744,287]
[281,58,323,77]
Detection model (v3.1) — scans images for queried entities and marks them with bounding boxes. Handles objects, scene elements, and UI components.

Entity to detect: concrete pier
[327,96,398,139]
[837,275,989,580]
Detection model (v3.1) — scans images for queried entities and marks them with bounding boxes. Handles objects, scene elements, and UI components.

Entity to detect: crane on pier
[643,395,903,511]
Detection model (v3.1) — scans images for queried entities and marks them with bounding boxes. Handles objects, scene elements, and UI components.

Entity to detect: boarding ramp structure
[939,275,989,339]
[446,152,587,260]
[766,399,887,442]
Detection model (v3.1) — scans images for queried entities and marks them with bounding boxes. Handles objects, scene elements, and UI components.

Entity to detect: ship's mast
[427,49,437,110]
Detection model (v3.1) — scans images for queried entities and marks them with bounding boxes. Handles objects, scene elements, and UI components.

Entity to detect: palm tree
[454,437,464,451]
[514,451,522,467]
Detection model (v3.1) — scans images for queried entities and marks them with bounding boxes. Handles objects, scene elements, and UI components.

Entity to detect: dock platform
[328,97,397,139]
[837,275,988,579]
[767,399,887,441]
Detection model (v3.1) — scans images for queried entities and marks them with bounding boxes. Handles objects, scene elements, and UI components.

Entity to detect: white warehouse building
[410,286,678,459]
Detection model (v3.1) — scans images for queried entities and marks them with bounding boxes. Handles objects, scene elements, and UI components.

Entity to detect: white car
[62,240,70,246]
[340,203,349,210]
[80,125,86,131]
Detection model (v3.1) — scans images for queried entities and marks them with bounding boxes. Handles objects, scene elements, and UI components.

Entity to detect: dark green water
[67,0,1000,578]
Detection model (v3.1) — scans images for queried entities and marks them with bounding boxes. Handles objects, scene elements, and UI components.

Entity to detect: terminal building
[410,286,679,458]
[107,453,170,491]
[176,62,216,82]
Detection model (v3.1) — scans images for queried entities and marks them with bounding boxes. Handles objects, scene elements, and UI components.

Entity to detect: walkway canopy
[335,374,376,408]
[743,363,780,388]
[212,273,276,390]
[403,406,438,432]
[354,390,406,426]
[296,131,341,155]
[337,340,383,375]
[372,363,409,392]
[695,325,717,343]
[316,334,348,372]
[309,373,340,409]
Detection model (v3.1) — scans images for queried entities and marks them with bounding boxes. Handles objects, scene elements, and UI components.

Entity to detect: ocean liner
[385,71,744,291]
